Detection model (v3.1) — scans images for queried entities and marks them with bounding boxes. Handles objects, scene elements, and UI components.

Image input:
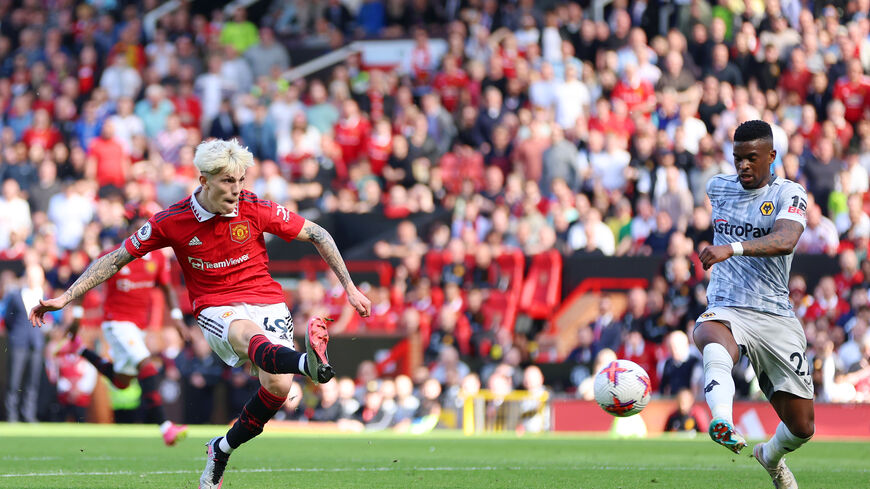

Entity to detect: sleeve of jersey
[775,183,808,228]
[124,218,170,258]
[261,200,305,241]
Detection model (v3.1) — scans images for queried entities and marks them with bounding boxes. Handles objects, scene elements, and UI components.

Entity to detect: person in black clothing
[3,265,46,423]
[708,44,743,87]
[174,330,225,424]
[755,43,783,92]
[311,379,342,422]
[664,388,703,433]
[659,331,701,397]
[806,71,833,122]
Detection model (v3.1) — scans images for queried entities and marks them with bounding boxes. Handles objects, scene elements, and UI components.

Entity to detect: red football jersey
[104,250,170,328]
[334,117,371,166]
[124,189,305,316]
[432,70,469,113]
[833,77,870,123]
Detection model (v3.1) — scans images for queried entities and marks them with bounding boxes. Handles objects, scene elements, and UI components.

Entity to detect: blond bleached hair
[193,138,254,176]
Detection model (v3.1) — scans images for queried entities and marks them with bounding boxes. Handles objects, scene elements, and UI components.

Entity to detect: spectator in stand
[618,326,660,391]
[3,265,47,423]
[85,120,128,190]
[833,59,870,126]
[803,138,844,215]
[659,330,702,397]
[0,179,32,250]
[664,388,705,433]
[221,7,260,54]
[796,203,840,255]
[473,87,506,151]
[244,27,290,80]
[99,53,141,102]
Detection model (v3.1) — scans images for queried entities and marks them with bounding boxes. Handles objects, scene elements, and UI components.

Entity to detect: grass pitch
[0,424,867,488]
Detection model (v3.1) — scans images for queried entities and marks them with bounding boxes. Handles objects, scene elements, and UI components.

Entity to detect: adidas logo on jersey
[188,236,203,246]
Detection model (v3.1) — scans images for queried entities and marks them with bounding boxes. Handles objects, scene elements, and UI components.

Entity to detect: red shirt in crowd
[779,68,813,99]
[366,132,392,176]
[104,250,170,328]
[172,94,203,130]
[21,126,62,149]
[797,122,821,149]
[333,116,371,167]
[124,189,305,316]
[611,80,655,117]
[87,136,127,188]
[833,76,870,124]
[432,69,470,113]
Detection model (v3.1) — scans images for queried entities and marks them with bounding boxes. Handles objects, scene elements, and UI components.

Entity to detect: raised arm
[29,246,136,327]
[295,219,371,317]
[699,219,804,270]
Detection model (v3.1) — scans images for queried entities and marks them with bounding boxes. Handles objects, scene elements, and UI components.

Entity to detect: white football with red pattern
[593,359,652,417]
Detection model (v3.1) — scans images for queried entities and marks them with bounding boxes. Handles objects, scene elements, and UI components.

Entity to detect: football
[593,359,652,417]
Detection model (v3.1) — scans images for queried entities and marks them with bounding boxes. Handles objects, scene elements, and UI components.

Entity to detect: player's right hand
[29,296,69,328]
[699,244,734,270]
[347,286,372,318]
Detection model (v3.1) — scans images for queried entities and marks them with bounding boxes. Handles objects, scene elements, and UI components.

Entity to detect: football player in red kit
[31,139,372,489]
[58,216,190,446]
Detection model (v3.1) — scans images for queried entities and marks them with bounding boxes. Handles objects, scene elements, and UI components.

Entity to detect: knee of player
[793,420,815,440]
[260,374,293,398]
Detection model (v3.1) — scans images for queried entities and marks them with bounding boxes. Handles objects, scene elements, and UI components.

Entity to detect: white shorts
[696,306,814,400]
[197,303,295,367]
[102,321,150,376]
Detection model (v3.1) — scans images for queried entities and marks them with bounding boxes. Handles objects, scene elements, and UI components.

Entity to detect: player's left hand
[347,286,372,318]
[30,296,70,327]
[699,244,734,270]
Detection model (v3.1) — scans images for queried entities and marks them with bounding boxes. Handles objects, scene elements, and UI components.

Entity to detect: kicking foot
[162,421,189,446]
[305,317,334,384]
[709,417,747,454]
[199,437,229,489]
[754,443,798,489]
[54,336,83,357]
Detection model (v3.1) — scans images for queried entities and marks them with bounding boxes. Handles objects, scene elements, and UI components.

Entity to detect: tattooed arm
[296,220,372,317]
[29,246,136,326]
[699,220,804,270]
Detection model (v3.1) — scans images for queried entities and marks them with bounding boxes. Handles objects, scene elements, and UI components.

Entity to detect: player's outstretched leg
[700,342,744,453]
[708,417,747,454]
[753,441,798,489]
[137,360,188,446]
[77,346,133,389]
[200,436,230,489]
[306,317,334,384]
[247,335,307,375]
[200,385,286,487]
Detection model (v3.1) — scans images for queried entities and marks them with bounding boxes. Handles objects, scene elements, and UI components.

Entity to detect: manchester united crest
[230,220,250,243]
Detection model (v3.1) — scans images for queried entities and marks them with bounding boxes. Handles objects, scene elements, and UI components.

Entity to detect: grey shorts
[696,306,814,400]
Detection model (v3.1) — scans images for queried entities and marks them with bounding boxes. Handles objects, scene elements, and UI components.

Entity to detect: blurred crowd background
[1,0,870,431]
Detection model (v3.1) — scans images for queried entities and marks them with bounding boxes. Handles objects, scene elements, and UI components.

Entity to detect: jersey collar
[191,186,238,222]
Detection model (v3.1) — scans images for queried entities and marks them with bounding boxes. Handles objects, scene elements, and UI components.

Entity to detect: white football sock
[763,422,811,466]
[702,344,736,423]
[159,420,172,434]
[298,354,308,376]
[219,436,234,454]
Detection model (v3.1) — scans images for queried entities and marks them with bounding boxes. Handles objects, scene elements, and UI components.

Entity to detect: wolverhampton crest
[230,220,250,243]
[760,201,774,216]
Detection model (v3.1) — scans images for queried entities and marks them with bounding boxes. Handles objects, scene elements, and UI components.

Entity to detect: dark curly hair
[733,120,773,144]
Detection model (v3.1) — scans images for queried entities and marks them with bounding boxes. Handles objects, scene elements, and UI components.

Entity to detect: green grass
[0,424,867,489]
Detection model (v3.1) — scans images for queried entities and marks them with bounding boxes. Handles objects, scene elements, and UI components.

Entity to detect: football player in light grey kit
[694,120,812,489]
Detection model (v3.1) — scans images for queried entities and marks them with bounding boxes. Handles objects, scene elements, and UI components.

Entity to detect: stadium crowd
[2,0,870,427]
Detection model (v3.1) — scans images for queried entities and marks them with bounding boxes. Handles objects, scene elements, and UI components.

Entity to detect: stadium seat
[519,249,562,320]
